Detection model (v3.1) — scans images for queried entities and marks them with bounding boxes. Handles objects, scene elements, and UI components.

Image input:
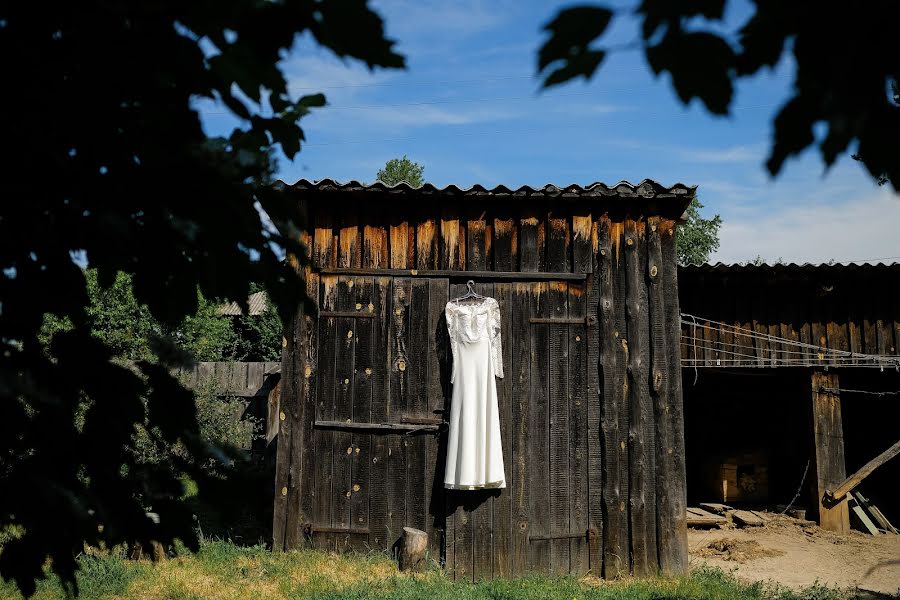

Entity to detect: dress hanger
[452,280,485,304]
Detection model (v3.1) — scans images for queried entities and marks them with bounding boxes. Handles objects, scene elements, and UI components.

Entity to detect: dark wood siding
[274,187,688,579]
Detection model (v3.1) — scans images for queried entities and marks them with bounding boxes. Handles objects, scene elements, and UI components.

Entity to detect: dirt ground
[688,515,900,596]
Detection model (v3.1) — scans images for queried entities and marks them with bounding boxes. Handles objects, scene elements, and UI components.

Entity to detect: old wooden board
[386,279,411,551]
[493,282,514,578]
[685,507,726,527]
[548,279,571,575]
[811,372,850,534]
[510,282,531,576]
[848,494,880,535]
[731,510,766,528]
[698,503,733,515]
[348,277,374,551]
[368,276,392,549]
[568,281,590,575]
[528,281,551,574]
[473,281,495,582]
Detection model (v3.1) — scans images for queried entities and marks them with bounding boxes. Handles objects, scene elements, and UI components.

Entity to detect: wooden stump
[399,527,428,572]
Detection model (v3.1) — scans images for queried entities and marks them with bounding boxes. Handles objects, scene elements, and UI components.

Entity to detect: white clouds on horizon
[712,187,900,264]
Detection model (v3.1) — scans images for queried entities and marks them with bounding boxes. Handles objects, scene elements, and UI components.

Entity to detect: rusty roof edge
[276,178,698,199]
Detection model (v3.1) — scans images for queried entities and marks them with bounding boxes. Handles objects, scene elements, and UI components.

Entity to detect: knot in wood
[650,265,658,278]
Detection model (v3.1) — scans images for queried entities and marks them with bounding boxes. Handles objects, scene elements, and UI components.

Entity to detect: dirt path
[688,515,900,596]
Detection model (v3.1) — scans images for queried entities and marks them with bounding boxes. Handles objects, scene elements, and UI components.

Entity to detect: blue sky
[200,0,900,264]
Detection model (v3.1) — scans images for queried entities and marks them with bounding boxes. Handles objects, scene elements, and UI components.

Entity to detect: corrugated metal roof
[219,291,269,316]
[279,178,697,199]
[680,262,900,273]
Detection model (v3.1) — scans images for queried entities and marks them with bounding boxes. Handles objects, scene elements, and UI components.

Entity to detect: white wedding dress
[444,296,506,490]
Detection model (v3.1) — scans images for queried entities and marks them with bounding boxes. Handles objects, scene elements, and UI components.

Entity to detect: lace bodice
[445,297,504,382]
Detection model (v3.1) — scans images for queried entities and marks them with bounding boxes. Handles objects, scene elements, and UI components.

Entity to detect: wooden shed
[271,179,695,579]
[678,263,900,533]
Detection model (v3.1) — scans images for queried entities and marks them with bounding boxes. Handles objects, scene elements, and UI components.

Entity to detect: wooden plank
[571,214,593,275]
[472,282,495,581]
[848,494,881,535]
[624,218,657,577]
[811,372,850,534]
[599,216,628,577]
[510,281,531,576]
[272,311,296,551]
[332,276,356,551]
[466,213,488,272]
[828,440,900,501]
[548,280,570,575]
[648,217,676,574]
[440,208,465,270]
[390,220,410,269]
[368,276,392,550]
[315,267,587,281]
[314,420,439,432]
[698,503,733,515]
[386,279,411,552]
[427,278,449,565]
[731,509,765,528]
[568,281,589,575]
[416,215,439,271]
[313,276,338,550]
[312,211,335,268]
[660,219,687,573]
[348,277,374,550]
[855,493,898,534]
[547,211,570,274]
[364,223,389,270]
[585,218,602,575]
[528,281,551,574]
[406,279,430,553]
[493,217,516,272]
[338,212,361,269]
[493,282,514,578]
[296,270,320,547]
[519,209,545,272]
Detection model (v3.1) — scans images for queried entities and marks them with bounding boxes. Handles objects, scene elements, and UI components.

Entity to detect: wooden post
[810,371,850,534]
[399,527,429,572]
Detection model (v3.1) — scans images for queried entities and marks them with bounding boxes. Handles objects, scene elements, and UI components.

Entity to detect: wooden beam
[315,267,587,281]
[827,439,900,501]
[810,372,850,534]
[314,420,440,433]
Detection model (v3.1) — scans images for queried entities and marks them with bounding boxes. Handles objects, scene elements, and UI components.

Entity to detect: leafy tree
[232,284,283,362]
[0,1,403,595]
[376,155,425,186]
[676,198,722,265]
[538,2,900,190]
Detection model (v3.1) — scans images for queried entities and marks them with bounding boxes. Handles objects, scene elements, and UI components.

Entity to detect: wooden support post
[810,371,850,534]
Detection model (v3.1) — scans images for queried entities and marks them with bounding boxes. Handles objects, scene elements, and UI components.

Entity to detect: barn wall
[273,188,688,579]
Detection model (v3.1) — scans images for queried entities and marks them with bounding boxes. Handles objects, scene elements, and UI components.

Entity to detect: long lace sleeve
[489,299,504,378]
[445,303,459,384]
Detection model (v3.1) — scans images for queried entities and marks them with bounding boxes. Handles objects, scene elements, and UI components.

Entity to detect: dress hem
[444,480,506,490]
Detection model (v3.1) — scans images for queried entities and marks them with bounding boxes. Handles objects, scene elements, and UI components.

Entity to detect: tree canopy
[537,1,900,190]
[676,199,722,265]
[0,1,403,595]
[376,155,425,187]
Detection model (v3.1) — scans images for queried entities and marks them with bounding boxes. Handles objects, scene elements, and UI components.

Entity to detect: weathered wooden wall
[272,180,691,579]
[679,264,900,368]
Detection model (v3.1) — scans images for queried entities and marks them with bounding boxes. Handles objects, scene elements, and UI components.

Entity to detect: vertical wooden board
[548,281,570,575]
[846,274,863,362]
[416,216,438,271]
[647,218,676,574]
[877,279,896,356]
[732,280,754,367]
[547,212,571,273]
[285,293,309,549]
[602,218,630,577]
[407,280,429,547]
[811,373,850,534]
[750,274,770,366]
[369,277,392,550]
[387,279,411,551]
[624,219,657,577]
[440,209,465,270]
[313,276,339,550]
[472,281,495,582]
[493,282,514,578]
[493,217,516,272]
[338,212,361,269]
[297,271,320,547]
[510,282,531,576]
[349,277,374,550]
[586,219,603,574]
[272,309,297,551]
[332,276,356,550]
[428,278,450,565]
[467,214,488,271]
[567,282,590,575]
[862,280,879,356]
[810,285,827,368]
[390,220,410,269]
[528,282,551,574]
[313,212,335,268]
[572,214,593,275]
[364,224,389,269]
[660,219,687,574]
[519,209,545,272]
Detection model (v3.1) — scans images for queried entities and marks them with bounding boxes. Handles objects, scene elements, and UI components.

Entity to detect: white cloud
[677,143,764,164]
[713,187,900,264]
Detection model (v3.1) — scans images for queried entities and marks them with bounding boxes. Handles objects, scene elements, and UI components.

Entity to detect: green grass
[0,541,855,600]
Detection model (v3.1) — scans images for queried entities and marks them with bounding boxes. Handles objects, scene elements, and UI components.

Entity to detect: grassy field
[0,540,852,600]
